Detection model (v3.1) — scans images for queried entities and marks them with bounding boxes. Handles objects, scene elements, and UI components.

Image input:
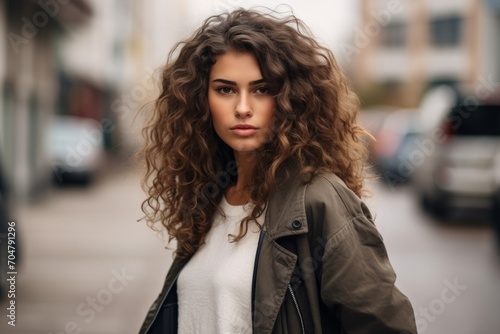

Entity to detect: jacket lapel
[252,173,310,333]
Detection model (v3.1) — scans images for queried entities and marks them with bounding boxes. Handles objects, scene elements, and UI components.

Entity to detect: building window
[430,16,462,47]
[486,0,500,10]
[381,22,407,48]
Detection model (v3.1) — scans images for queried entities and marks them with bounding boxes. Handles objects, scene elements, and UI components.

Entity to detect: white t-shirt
[177,196,264,334]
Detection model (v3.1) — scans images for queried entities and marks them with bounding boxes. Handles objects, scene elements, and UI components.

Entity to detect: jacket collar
[264,170,310,240]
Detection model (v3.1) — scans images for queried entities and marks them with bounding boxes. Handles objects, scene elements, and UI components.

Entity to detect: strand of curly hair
[140,8,372,259]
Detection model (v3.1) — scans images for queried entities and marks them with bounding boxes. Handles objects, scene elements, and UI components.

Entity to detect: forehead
[209,51,262,80]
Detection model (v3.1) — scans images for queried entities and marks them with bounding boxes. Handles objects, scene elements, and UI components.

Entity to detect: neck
[233,151,258,190]
[224,151,258,205]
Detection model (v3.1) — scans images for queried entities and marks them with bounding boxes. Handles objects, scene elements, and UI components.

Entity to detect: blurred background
[0,0,499,333]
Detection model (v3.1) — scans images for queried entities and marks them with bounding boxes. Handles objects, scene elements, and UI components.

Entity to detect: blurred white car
[47,115,105,184]
[413,86,500,221]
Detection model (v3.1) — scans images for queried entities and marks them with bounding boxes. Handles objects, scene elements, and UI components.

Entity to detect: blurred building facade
[0,0,94,201]
[0,0,190,202]
[351,0,500,107]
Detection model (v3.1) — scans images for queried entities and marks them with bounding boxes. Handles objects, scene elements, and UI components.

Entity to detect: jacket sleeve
[320,214,417,334]
[305,175,417,334]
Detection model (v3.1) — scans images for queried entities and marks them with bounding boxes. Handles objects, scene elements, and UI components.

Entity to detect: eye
[255,86,270,95]
[216,87,234,94]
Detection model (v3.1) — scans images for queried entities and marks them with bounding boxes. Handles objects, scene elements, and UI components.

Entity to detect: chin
[231,145,261,154]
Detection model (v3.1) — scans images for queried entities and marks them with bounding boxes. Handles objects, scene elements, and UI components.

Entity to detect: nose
[235,92,252,118]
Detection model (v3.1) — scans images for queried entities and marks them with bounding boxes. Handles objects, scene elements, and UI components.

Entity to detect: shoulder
[304,173,374,237]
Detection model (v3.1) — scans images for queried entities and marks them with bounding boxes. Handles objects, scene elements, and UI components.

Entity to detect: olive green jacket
[139,173,417,333]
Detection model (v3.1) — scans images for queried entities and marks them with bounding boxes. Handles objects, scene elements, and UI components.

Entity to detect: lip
[230,124,258,137]
[230,124,258,130]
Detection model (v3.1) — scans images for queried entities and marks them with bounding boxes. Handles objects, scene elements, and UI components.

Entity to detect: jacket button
[291,220,302,229]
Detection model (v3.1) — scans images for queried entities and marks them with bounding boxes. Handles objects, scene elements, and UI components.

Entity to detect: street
[366,180,500,334]
[2,167,500,334]
[1,166,173,334]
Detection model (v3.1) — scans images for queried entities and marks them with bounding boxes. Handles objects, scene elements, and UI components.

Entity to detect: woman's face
[208,51,275,154]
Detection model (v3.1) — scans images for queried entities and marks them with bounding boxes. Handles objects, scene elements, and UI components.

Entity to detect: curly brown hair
[141,8,370,259]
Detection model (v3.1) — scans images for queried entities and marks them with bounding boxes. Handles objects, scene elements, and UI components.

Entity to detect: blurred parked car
[372,108,419,186]
[413,86,500,225]
[358,106,396,163]
[47,116,105,184]
[366,86,458,187]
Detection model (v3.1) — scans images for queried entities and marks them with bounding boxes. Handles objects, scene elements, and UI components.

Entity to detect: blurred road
[1,168,499,334]
[1,166,173,334]
[367,181,500,334]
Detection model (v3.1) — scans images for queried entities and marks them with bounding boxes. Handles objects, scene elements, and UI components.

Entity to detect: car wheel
[420,192,448,220]
[432,197,449,220]
[492,198,500,252]
[420,192,433,212]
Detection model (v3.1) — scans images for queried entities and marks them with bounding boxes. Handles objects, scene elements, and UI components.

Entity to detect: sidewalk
[1,166,173,334]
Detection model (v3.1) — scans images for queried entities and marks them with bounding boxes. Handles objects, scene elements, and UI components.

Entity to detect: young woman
[139,8,417,334]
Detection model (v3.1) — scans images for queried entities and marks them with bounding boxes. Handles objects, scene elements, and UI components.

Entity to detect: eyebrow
[211,78,266,86]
